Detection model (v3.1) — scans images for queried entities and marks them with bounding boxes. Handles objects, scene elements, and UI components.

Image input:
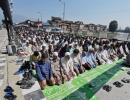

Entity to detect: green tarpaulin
[38,60,128,100]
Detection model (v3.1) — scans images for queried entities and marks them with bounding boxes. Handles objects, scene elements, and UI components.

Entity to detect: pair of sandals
[103,81,123,92]
[103,78,130,92]
[121,78,130,83]
[113,81,123,88]
[4,86,14,93]
[102,85,112,92]
[4,92,17,100]
[16,71,35,89]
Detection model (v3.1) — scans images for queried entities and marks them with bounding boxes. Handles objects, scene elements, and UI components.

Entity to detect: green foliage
[109,20,118,32]
[124,27,130,33]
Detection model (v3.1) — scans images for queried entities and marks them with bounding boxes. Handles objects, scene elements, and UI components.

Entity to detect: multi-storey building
[48,17,107,33]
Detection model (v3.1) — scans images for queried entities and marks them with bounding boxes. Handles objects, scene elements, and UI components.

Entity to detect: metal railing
[82,32,130,41]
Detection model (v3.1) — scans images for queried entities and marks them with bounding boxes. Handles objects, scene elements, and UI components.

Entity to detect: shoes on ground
[4,86,14,93]
[102,85,112,92]
[121,78,130,83]
[4,92,17,100]
[113,81,123,88]
[16,77,35,89]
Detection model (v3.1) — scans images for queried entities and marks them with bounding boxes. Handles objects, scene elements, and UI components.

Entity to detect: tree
[124,27,130,33]
[109,20,118,32]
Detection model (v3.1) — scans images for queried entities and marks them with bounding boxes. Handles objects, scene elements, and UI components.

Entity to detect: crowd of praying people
[15,26,130,90]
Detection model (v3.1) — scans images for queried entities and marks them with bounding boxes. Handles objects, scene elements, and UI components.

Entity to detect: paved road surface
[0,29,8,87]
[96,68,130,100]
[0,29,24,100]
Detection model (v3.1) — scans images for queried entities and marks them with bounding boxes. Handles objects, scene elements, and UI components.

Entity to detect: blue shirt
[36,60,52,81]
[86,52,96,68]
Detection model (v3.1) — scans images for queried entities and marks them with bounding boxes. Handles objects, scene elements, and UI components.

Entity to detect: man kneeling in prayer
[51,52,66,84]
[71,49,85,75]
[36,53,55,90]
[86,48,98,68]
[60,52,76,81]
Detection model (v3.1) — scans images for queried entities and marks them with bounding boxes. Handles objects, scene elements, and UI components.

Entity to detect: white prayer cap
[28,37,31,40]
[88,45,92,50]
[69,44,72,46]
[88,47,94,51]
[26,40,29,43]
[95,45,99,49]
[33,38,36,42]
[65,52,71,56]
[53,52,58,56]
[42,43,46,47]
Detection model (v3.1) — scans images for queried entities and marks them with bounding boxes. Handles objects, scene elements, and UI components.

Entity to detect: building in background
[48,16,107,34]
[15,16,107,34]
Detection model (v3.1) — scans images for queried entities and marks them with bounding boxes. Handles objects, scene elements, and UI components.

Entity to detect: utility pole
[59,0,65,20]
[63,1,65,21]
[59,0,66,33]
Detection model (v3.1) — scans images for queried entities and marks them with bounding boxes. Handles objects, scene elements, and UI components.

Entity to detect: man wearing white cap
[71,49,85,75]
[95,46,106,65]
[51,52,63,84]
[85,47,98,68]
[60,52,76,81]
[102,45,113,64]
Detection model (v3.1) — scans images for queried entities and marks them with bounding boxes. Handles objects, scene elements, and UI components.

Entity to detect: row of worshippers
[15,26,130,90]
[29,41,129,90]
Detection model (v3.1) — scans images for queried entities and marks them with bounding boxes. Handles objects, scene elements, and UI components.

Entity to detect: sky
[2,0,130,28]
